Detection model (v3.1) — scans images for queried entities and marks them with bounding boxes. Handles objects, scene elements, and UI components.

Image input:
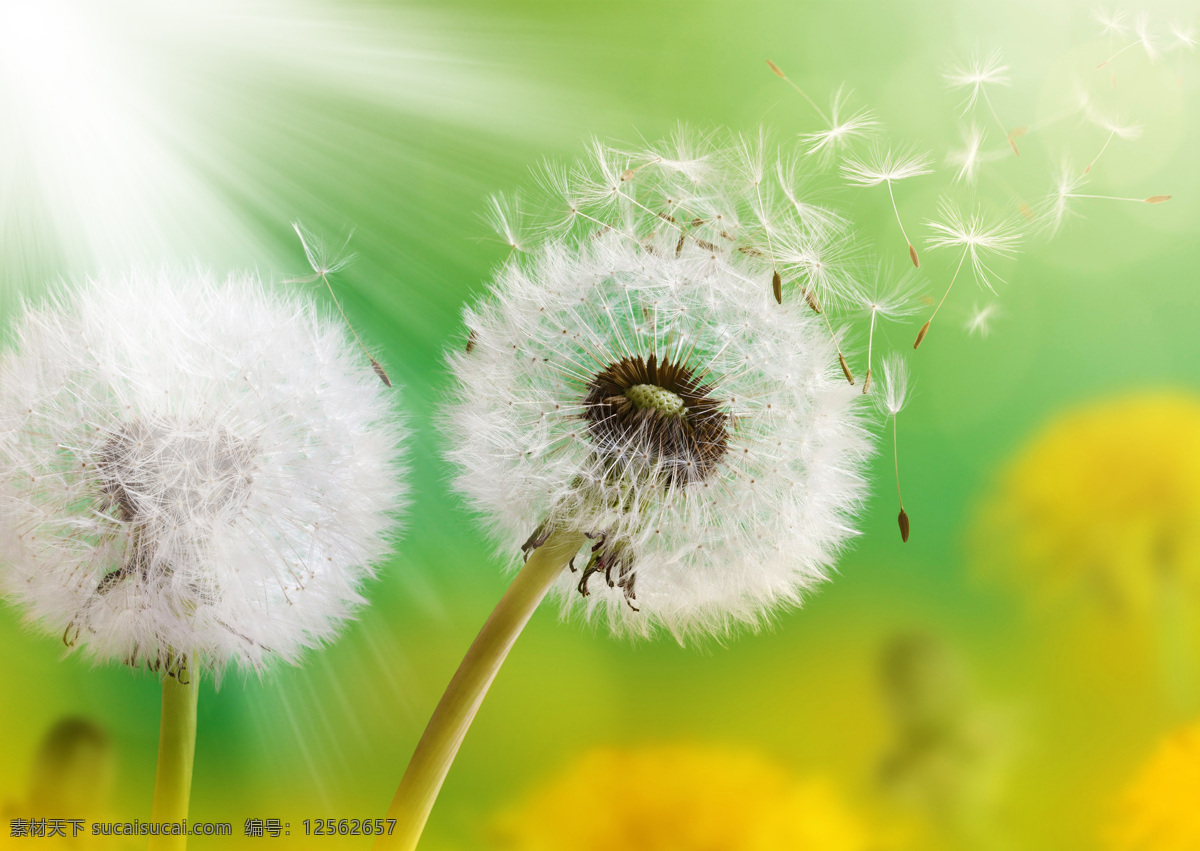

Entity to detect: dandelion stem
[375,530,586,851]
[149,663,199,851]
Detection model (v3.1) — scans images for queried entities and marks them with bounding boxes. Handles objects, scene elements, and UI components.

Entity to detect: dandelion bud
[0,271,407,675]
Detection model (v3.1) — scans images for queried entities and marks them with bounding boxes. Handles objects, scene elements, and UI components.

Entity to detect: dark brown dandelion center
[525,353,730,612]
[581,352,729,488]
[87,419,256,600]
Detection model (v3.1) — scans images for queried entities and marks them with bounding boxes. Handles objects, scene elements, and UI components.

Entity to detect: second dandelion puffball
[0,271,407,675]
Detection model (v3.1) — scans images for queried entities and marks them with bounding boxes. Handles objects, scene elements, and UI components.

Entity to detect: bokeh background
[1,0,1198,848]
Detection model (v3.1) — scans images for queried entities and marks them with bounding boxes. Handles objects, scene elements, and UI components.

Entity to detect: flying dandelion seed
[483,192,526,263]
[947,125,986,185]
[766,59,832,125]
[1171,23,1198,84]
[841,146,933,268]
[800,85,881,159]
[1095,8,1129,38]
[287,224,393,388]
[914,199,1021,348]
[856,264,923,393]
[1082,106,1143,174]
[965,303,1000,339]
[944,50,1021,155]
[875,355,911,543]
[1037,161,1171,237]
[1098,11,1159,69]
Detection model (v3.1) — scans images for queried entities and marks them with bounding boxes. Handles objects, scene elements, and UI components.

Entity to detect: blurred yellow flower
[488,744,873,851]
[977,392,1200,614]
[1106,719,1200,851]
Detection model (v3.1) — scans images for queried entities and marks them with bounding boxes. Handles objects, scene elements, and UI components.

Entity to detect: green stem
[375,529,584,851]
[149,661,199,851]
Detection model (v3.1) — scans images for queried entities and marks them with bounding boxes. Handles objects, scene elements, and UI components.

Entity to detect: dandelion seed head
[447,133,873,640]
[0,271,408,676]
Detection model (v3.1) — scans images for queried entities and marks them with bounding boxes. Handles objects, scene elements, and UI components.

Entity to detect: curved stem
[149,662,199,851]
[375,530,585,851]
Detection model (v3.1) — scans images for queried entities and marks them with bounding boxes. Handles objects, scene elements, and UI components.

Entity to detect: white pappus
[0,270,407,677]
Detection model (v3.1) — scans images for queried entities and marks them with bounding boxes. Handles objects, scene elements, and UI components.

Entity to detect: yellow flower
[977,392,1200,614]
[489,744,873,851]
[1106,719,1200,851]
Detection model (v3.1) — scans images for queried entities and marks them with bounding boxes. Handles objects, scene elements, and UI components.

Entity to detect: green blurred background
[1,0,1197,848]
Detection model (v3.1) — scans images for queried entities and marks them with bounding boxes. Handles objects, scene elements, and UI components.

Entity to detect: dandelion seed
[766,59,831,124]
[947,125,986,185]
[916,199,1021,348]
[1172,24,1197,84]
[965,303,1000,338]
[841,146,933,268]
[289,223,392,388]
[801,86,880,159]
[944,50,1020,155]
[0,271,408,675]
[485,192,525,262]
[856,264,923,393]
[774,221,861,381]
[1173,23,1199,51]
[774,157,851,246]
[1095,8,1129,38]
[1098,11,1158,69]
[1082,106,1143,174]
[1038,161,1172,237]
[874,355,911,542]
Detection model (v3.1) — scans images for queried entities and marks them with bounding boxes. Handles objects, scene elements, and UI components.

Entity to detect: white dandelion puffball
[447,133,873,640]
[0,270,406,674]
